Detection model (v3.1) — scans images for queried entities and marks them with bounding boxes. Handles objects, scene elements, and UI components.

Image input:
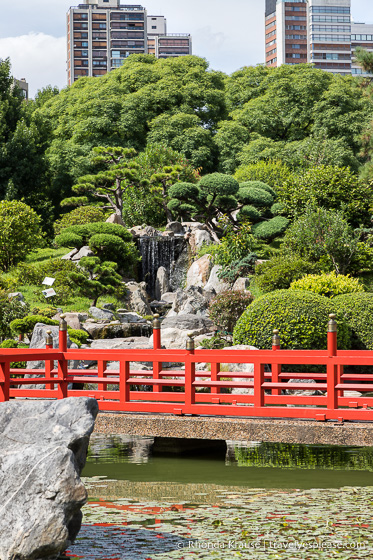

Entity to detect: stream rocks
[0,397,98,560]
[150,314,215,349]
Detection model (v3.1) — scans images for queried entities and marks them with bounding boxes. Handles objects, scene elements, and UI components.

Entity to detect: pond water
[63,435,373,560]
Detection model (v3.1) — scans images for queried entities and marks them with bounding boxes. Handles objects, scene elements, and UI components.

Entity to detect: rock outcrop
[0,397,98,560]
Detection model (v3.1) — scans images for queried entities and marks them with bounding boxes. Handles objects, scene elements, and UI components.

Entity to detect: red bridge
[1,314,373,422]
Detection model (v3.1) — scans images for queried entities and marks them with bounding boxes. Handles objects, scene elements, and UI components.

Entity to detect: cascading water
[138,236,185,298]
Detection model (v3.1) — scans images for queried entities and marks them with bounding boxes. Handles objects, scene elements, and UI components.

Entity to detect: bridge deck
[94,412,373,447]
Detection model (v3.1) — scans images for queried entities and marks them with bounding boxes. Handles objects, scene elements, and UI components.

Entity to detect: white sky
[0,0,372,98]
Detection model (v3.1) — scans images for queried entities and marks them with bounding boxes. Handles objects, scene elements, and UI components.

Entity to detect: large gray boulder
[155,266,170,301]
[150,314,215,349]
[0,397,98,560]
[88,306,114,322]
[186,254,212,289]
[125,281,152,316]
[166,287,211,317]
[204,265,230,294]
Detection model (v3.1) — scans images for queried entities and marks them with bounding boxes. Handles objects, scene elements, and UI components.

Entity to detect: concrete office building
[265,0,371,76]
[308,0,352,75]
[67,0,192,85]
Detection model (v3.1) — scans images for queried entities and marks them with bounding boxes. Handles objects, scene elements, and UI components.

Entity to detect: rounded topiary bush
[233,290,350,350]
[290,272,364,299]
[333,293,373,350]
[237,187,274,208]
[254,256,319,293]
[238,204,262,222]
[252,216,289,240]
[239,181,276,198]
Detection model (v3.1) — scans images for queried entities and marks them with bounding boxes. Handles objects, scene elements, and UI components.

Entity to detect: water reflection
[83,435,373,490]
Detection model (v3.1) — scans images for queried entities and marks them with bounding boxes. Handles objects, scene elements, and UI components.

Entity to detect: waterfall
[138,236,179,298]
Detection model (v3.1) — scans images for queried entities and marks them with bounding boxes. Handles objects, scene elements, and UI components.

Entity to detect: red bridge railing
[1,314,373,422]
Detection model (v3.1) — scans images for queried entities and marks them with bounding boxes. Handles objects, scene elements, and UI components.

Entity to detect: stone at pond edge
[0,397,98,560]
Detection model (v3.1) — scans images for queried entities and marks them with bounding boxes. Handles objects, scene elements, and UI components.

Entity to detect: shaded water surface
[63,435,373,560]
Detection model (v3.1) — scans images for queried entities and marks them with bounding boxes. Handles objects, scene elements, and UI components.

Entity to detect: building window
[310,6,350,14]
[99,23,107,29]
[292,44,301,49]
[82,41,88,47]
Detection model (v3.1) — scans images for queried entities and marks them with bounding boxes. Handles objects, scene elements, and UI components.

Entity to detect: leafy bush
[30,306,58,318]
[254,256,320,293]
[217,254,257,285]
[283,206,365,275]
[278,165,373,227]
[252,216,290,241]
[214,222,257,268]
[10,316,59,337]
[54,206,107,235]
[333,293,373,350]
[0,295,30,339]
[15,259,77,286]
[67,328,90,347]
[209,290,254,333]
[0,201,44,271]
[290,272,364,299]
[233,290,350,350]
[234,161,294,192]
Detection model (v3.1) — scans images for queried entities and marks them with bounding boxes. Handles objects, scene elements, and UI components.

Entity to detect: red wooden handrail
[2,313,373,422]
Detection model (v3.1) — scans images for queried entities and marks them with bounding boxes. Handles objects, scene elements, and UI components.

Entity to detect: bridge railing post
[184,334,195,412]
[271,329,281,397]
[45,330,54,391]
[0,361,10,402]
[57,314,68,399]
[152,314,162,394]
[327,313,338,412]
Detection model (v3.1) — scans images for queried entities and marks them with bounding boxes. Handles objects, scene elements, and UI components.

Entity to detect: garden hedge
[333,293,373,350]
[233,289,350,350]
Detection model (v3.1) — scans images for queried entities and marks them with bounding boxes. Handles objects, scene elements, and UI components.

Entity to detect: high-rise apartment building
[67,0,192,85]
[265,0,370,76]
[265,0,308,67]
[147,16,192,59]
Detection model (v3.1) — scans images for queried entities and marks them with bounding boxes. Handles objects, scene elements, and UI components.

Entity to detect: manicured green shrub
[10,316,59,337]
[290,272,364,299]
[209,290,254,333]
[238,181,276,199]
[54,206,107,235]
[233,290,350,350]
[254,256,319,293]
[0,339,19,349]
[237,186,274,208]
[237,205,261,222]
[67,256,125,307]
[54,222,139,273]
[252,216,290,241]
[270,202,285,216]
[333,293,373,350]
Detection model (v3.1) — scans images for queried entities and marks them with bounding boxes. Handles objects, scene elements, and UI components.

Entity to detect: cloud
[0,33,66,98]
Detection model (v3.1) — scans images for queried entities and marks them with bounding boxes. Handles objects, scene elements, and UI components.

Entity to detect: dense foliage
[233,290,350,350]
[209,290,253,334]
[0,201,44,271]
[254,256,320,293]
[333,293,373,350]
[290,272,364,299]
